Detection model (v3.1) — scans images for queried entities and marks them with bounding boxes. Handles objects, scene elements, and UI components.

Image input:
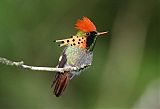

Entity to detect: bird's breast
[64,46,93,67]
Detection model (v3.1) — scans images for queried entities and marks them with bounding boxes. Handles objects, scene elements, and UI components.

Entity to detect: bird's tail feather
[51,72,70,97]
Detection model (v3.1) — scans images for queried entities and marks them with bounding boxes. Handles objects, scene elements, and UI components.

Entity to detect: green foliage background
[0,0,159,109]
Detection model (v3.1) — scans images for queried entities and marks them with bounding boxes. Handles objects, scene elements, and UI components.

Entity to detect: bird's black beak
[97,31,108,36]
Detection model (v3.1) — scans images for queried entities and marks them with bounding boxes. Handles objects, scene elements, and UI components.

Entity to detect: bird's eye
[86,32,90,36]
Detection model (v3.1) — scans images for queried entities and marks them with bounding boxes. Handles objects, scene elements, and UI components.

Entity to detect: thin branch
[0,57,78,72]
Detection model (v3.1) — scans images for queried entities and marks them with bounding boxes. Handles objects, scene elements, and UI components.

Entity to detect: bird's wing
[57,50,67,68]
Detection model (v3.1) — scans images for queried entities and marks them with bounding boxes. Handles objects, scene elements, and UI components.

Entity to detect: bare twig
[0,57,78,72]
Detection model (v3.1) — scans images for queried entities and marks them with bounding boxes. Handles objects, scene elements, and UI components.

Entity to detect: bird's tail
[51,71,70,97]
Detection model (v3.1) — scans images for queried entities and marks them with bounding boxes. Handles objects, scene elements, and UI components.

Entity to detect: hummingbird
[52,17,108,97]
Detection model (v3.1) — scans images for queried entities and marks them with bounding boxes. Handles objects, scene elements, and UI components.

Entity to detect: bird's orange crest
[75,17,96,32]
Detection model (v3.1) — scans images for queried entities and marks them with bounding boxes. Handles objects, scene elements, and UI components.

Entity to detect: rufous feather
[75,17,96,32]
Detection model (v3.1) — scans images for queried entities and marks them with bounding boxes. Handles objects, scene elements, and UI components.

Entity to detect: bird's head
[55,17,108,51]
[75,17,108,50]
